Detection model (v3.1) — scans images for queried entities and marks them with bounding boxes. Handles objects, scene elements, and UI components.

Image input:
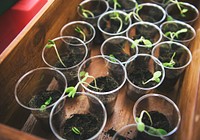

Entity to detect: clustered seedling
[142,71,162,85]
[40,97,52,111]
[78,5,94,18]
[71,127,81,135]
[169,0,188,17]
[136,110,168,136]
[125,3,143,22]
[45,40,66,68]
[164,28,188,40]
[109,12,123,33]
[65,71,102,98]
[132,36,153,48]
[75,26,86,42]
[112,0,121,10]
[162,52,176,68]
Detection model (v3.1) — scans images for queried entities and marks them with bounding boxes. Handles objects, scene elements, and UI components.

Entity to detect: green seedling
[162,52,176,68]
[71,127,81,135]
[125,3,143,22]
[65,71,102,98]
[132,36,153,48]
[40,97,52,111]
[78,5,95,18]
[169,0,188,17]
[109,12,123,33]
[45,40,66,68]
[75,26,86,42]
[164,28,188,40]
[109,54,117,62]
[142,71,162,85]
[136,110,168,136]
[113,0,121,10]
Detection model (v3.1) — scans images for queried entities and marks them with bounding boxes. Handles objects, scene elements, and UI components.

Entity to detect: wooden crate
[0,0,200,139]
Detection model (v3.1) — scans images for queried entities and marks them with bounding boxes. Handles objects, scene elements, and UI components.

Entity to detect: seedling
[136,110,168,136]
[169,0,188,17]
[109,12,123,33]
[65,71,102,98]
[40,97,52,111]
[71,127,81,135]
[162,52,176,68]
[78,5,95,18]
[142,71,162,85]
[112,0,121,10]
[132,36,153,48]
[45,40,66,68]
[75,26,86,42]
[109,54,117,62]
[125,3,143,22]
[164,28,188,40]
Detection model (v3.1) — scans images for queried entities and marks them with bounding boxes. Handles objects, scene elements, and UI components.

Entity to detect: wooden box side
[0,0,82,128]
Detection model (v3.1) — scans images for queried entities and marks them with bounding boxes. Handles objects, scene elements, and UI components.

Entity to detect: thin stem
[53,45,67,68]
[113,0,121,10]
[79,5,94,18]
[110,12,123,33]
[75,26,86,42]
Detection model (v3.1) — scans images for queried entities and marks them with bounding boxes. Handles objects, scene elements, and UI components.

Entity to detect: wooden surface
[0,0,200,139]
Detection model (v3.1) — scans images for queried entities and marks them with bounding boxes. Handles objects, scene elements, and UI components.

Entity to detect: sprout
[162,52,176,68]
[65,71,102,98]
[142,71,162,85]
[78,5,94,18]
[45,40,66,68]
[169,0,188,17]
[75,26,86,42]
[71,127,81,135]
[132,36,153,48]
[40,97,52,111]
[164,28,188,40]
[109,12,123,33]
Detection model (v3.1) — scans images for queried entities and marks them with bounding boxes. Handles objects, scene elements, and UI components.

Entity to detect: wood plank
[0,0,82,128]
[0,123,44,140]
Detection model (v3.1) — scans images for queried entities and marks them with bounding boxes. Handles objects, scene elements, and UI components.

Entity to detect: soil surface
[60,114,102,140]
[28,90,62,108]
[88,76,119,92]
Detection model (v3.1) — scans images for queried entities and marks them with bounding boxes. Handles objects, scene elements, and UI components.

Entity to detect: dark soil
[88,76,119,92]
[138,6,164,23]
[60,114,102,140]
[128,69,158,88]
[167,4,198,22]
[55,52,85,68]
[109,0,136,11]
[28,90,62,108]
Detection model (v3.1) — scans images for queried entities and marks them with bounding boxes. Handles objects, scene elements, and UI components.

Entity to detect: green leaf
[45,97,52,105]
[72,127,81,135]
[137,122,145,132]
[45,40,55,48]
[65,87,75,93]
[143,39,152,48]
[153,71,161,78]
[167,15,174,21]
[182,8,188,14]
[157,128,168,135]
[79,71,86,77]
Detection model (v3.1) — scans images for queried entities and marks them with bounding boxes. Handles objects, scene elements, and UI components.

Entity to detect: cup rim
[160,20,196,43]
[14,67,68,111]
[165,2,199,24]
[133,2,166,25]
[78,55,127,95]
[60,20,96,45]
[125,53,165,91]
[100,36,139,65]
[112,123,138,139]
[126,21,162,48]
[42,36,88,71]
[133,93,181,137]
[49,92,107,140]
[152,41,192,70]
[97,10,132,36]
[77,0,109,19]
[108,0,138,13]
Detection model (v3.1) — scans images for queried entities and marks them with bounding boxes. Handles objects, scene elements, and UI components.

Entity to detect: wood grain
[0,0,200,140]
